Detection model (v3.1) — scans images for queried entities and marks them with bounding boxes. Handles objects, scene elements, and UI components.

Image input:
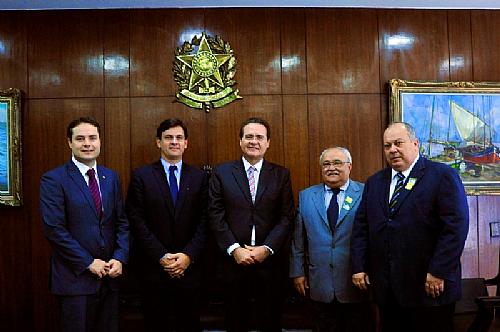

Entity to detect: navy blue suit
[351,157,468,307]
[40,160,129,331]
[126,161,208,332]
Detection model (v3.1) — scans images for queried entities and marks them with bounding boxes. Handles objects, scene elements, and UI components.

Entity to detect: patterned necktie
[389,172,405,213]
[169,165,178,205]
[87,168,102,219]
[248,166,256,203]
[327,188,340,232]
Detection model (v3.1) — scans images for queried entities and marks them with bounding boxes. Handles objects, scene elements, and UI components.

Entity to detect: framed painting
[390,79,500,195]
[0,88,22,206]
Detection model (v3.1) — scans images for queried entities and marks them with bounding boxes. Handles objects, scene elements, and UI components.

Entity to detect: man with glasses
[351,122,469,332]
[127,118,208,332]
[209,117,295,332]
[290,147,372,332]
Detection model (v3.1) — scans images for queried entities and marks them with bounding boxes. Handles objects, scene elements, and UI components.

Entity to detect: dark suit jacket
[351,156,469,307]
[40,161,129,295]
[126,161,208,285]
[209,159,295,265]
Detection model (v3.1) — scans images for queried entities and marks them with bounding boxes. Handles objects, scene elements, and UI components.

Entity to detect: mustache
[325,170,340,176]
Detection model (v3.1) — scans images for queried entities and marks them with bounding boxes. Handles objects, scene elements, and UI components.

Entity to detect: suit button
[388,218,392,222]
[100,246,105,250]
[329,264,333,268]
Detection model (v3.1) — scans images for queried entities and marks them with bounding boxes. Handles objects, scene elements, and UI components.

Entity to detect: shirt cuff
[264,245,274,255]
[227,243,241,256]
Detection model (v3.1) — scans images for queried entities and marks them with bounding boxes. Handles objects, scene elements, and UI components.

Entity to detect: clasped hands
[352,271,444,298]
[160,253,191,279]
[232,245,270,265]
[88,258,122,278]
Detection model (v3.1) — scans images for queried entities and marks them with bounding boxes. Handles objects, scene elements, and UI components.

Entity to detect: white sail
[450,101,494,144]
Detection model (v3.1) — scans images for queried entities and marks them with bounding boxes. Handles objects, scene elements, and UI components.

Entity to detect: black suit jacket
[209,159,295,260]
[126,161,208,285]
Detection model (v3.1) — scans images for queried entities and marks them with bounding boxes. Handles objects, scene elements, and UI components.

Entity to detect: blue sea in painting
[0,121,7,192]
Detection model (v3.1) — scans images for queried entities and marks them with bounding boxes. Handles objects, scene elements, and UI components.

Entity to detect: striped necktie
[327,188,340,232]
[389,172,405,213]
[248,166,256,203]
[87,168,102,219]
[169,165,178,205]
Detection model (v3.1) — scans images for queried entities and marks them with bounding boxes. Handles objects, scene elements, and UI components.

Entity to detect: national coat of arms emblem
[173,32,242,112]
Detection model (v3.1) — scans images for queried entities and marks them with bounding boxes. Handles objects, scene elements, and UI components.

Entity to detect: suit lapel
[336,181,362,228]
[152,161,175,216]
[232,160,253,204]
[389,157,426,216]
[312,185,329,227]
[96,166,111,221]
[380,168,392,216]
[67,161,100,219]
[175,163,191,217]
[254,160,270,205]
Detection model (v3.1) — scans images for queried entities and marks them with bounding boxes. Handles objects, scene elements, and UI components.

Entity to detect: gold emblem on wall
[173,32,242,112]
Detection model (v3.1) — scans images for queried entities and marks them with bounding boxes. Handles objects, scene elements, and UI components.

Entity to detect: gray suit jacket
[290,180,368,303]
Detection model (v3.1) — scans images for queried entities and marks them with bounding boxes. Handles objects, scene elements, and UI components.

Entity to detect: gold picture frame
[389,79,500,195]
[0,88,22,206]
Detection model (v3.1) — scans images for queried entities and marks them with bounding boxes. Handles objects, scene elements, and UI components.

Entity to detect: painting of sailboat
[389,79,500,194]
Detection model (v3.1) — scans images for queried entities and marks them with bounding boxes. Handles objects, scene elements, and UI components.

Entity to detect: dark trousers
[224,264,283,332]
[141,279,201,332]
[312,298,373,332]
[379,290,455,332]
[57,282,119,332]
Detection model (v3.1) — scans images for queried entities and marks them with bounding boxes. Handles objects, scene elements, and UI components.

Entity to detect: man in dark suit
[40,117,129,332]
[290,147,372,332]
[209,117,295,332]
[126,118,208,332]
[351,122,469,332]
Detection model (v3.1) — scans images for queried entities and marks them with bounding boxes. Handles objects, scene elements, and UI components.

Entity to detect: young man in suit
[209,117,295,332]
[126,118,208,332]
[351,122,469,332]
[290,147,372,332]
[40,116,129,332]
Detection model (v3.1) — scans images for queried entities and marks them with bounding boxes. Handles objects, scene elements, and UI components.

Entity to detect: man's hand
[352,272,370,290]
[425,273,444,298]
[293,276,309,296]
[88,259,109,278]
[162,253,191,278]
[232,247,255,265]
[244,245,270,263]
[107,259,123,278]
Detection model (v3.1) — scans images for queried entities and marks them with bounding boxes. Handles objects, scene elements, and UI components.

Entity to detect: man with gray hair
[290,147,372,332]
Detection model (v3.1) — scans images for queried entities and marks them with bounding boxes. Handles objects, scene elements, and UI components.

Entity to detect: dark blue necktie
[327,188,340,232]
[389,172,405,213]
[169,165,178,205]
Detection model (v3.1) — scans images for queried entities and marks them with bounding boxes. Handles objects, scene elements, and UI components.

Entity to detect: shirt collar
[160,158,183,173]
[242,157,263,173]
[72,155,97,176]
[324,178,350,193]
[391,154,420,180]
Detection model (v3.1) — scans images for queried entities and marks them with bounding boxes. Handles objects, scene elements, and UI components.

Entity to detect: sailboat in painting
[451,101,500,164]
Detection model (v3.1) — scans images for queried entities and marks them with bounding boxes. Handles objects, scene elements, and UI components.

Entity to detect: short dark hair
[156,118,188,139]
[239,117,271,139]
[67,116,101,140]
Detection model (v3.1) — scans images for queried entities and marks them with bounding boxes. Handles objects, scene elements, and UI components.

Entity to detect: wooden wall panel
[283,95,309,199]
[130,9,204,97]
[462,196,479,278]
[207,95,283,166]
[28,11,104,98]
[306,9,380,94]
[280,9,307,95]
[105,98,131,194]
[471,10,500,81]
[205,8,282,95]
[478,196,500,283]
[104,11,130,97]
[0,12,27,91]
[130,98,207,170]
[378,10,450,90]
[447,10,473,82]
[26,99,104,332]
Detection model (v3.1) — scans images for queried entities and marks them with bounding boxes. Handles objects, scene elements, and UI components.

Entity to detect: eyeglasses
[322,160,350,169]
[243,134,267,142]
